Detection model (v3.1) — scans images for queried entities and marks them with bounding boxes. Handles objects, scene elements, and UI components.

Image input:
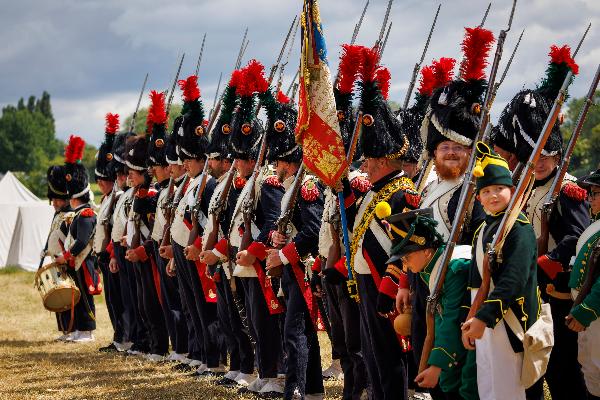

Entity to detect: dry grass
[0,268,343,400]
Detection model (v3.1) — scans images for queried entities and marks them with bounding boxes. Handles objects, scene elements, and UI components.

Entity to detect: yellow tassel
[375,201,392,219]
[473,160,484,177]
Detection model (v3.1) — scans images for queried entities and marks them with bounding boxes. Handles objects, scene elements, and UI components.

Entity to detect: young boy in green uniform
[461,142,540,400]
[567,169,600,399]
[381,206,478,399]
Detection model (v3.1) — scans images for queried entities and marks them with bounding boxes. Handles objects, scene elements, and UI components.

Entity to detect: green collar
[420,246,445,285]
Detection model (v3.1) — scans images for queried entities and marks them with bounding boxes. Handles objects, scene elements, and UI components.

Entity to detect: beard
[434,155,468,180]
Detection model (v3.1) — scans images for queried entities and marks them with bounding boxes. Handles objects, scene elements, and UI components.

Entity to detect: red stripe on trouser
[149,255,162,306]
[290,261,318,330]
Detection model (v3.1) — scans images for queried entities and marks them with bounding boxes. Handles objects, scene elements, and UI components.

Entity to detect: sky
[1,0,599,147]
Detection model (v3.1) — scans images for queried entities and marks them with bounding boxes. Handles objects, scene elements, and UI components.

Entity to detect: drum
[34,263,80,312]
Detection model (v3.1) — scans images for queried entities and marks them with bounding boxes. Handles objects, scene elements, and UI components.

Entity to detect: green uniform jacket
[569,216,600,327]
[421,248,478,399]
[470,211,541,352]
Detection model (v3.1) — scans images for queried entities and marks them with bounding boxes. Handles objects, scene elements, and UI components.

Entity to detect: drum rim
[42,285,81,312]
[34,262,67,287]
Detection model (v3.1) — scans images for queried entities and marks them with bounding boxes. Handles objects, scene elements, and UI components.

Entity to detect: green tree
[562,90,600,177]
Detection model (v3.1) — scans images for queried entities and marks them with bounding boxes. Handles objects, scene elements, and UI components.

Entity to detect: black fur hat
[264,90,302,163]
[64,135,90,200]
[166,118,182,165]
[125,135,149,172]
[491,45,578,163]
[229,60,269,160]
[110,131,134,176]
[47,165,69,200]
[147,99,168,167]
[422,27,495,155]
[207,70,240,160]
[356,46,409,159]
[177,76,210,160]
[95,113,119,181]
[334,44,361,161]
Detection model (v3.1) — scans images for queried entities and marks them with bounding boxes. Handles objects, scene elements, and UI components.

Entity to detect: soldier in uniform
[94,113,126,352]
[44,164,73,340]
[167,76,220,375]
[108,130,149,354]
[198,68,257,389]
[327,45,418,400]
[54,135,99,343]
[492,44,588,400]
[123,93,169,361]
[568,170,600,399]
[148,100,189,363]
[316,44,368,399]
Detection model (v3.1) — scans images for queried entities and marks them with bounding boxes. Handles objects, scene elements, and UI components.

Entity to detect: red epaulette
[234,176,246,189]
[404,189,421,208]
[562,182,587,202]
[301,179,319,202]
[80,208,95,217]
[264,175,282,188]
[351,175,372,193]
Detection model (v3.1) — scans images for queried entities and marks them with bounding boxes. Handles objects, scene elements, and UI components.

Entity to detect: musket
[539,63,599,257]
[206,29,249,136]
[160,175,190,248]
[379,22,393,59]
[195,33,206,77]
[351,0,370,45]
[419,0,518,374]
[128,73,149,135]
[187,160,211,247]
[402,4,441,110]
[267,164,308,278]
[375,0,394,49]
[479,3,492,28]
[166,53,185,119]
[468,65,579,333]
[572,241,600,309]
[208,72,223,122]
[285,68,300,97]
[277,17,300,91]
[204,161,238,252]
[492,28,524,103]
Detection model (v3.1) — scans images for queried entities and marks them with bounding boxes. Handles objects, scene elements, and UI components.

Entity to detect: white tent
[0,172,54,271]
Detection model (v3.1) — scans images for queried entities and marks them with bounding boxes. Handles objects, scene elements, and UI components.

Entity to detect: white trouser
[579,318,600,396]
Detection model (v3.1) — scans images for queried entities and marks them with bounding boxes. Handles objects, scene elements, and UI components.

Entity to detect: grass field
[0,267,343,400]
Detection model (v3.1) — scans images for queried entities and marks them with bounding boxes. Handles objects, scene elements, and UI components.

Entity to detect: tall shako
[334,44,362,159]
[64,135,89,200]
[263,89,301,163]
[95,113,119,181]
[207,69,242,160]
[177,75,210,160]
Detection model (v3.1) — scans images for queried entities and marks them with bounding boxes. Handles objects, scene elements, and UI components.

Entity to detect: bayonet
[376,0,394,48]
[479,2,492,27]
[209,72,223,122]
[379,22,393,59]
[166,53,185,118]
[195,33,206,76]
[128,73,148,134]
[351,0,370,45]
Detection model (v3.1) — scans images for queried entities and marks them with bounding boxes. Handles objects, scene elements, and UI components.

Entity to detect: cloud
[1,0,598,146]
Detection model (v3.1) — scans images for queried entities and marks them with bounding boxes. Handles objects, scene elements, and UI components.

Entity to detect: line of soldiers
[40,25,599,400]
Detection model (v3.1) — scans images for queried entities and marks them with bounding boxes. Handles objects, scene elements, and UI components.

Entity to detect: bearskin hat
[263,89,301,163]
[166,119,182,165]
[207,70,241,160]
[146,90,169,166]
[47,165,68,200]
[355,46,409,159]
[109,131,135,177]
[95,113,119,181]
[64,135,89,199]
[177,76,210,160]
[335,44,361,160]
[422,27,495,155]
[229,60,268,160]
[492,45,578,163]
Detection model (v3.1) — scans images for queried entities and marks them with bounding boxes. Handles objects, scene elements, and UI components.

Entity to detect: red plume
[418,65,436,96]
[105,113,120,134]
[178,75,201,102]
[433,57,456,89]
[375,67,391,100]
[236,59,269,97]
[229,69,243,88]
[549,45,579,74]
[459,27,495,81]
[64,135,85,164]
[277,90,291,104]
[147,90,167,132]
[337,44,364,94]
[360,46,380,83]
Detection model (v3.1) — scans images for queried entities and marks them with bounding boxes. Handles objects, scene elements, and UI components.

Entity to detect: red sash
[252,261,284,314]
[290,261,318,329]
[194,260,217,303]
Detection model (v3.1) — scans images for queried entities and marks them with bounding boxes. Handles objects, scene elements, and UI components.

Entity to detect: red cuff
[379,276,399,299]
[214,238,228,255]
[193,236,202,250]
[311,257,322,273]
[333,257,349,279]
[281,242,300,265]
[106,241,114,257]
[398,272,409,289]
[63,251,73,261]
[247,241,267,261]
[538,255,563,280]
[134,246,149,262]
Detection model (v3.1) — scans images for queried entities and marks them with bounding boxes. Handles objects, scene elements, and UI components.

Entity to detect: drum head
[43,287,81,313]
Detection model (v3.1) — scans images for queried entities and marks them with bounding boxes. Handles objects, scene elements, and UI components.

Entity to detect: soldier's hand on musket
[236,250,256,267]
[184,245,201,261]
[159,245,173,259]
[166,259,176,277]
[199,250,219,266]
[109,257,119,273]
[271,231,288,247]
[461,317,485,349]
[396,287,410,314]
[415,365,441,388]
[125,249,139,263]
[265,248,283,269]
[565,314,585,332]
